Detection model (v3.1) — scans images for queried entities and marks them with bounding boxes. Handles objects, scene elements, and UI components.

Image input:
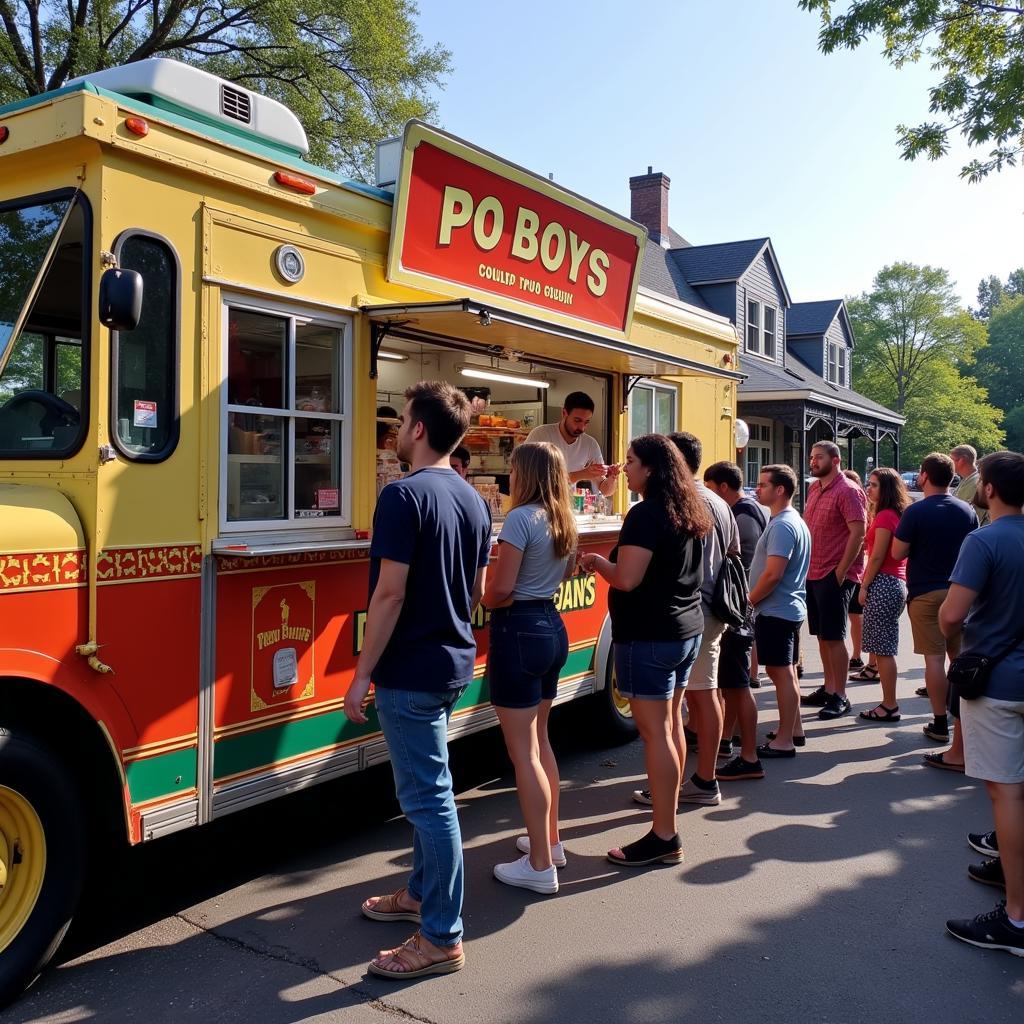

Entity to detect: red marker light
[125,116,149,137]
[0,126,9,144]
[273,170,317,195]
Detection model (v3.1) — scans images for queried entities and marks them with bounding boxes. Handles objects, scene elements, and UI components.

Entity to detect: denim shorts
[487,601,569,709]
[613,635,702,702]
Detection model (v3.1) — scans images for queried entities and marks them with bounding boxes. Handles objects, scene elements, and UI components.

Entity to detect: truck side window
[224,304,350,529]
[112,233,180,459]
[0,192,88,457]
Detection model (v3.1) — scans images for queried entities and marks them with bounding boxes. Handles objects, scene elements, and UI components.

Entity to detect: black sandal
[859,704,900,722]
[766,730,806,747]
[607,829,683,867]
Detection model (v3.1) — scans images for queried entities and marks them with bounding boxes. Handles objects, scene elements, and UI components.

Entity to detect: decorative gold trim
[122,733,200,761]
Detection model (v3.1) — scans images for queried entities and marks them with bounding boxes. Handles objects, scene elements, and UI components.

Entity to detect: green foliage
[799,1,1024,180]
[0,0,451,178]
[974,267,1024,319]
[849,261,1003,465]
[847,262,987,412]
[974,295,1024,446]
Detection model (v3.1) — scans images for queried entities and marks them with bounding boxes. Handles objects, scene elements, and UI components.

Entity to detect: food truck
[0,58,740,1001]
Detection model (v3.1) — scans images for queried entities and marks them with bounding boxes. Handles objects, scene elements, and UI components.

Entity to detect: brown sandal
[368,931,465,979]
[361,886,422,924]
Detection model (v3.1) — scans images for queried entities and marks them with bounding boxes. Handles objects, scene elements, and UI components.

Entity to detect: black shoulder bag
[709,516,749,629]
[947,627,1024,701]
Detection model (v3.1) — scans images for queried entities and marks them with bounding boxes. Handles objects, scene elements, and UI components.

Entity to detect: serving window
[221,299,351,531]
[373,334,610,520]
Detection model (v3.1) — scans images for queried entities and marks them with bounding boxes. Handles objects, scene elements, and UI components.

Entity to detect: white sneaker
[515,836,567,867]
[494,855,559,894]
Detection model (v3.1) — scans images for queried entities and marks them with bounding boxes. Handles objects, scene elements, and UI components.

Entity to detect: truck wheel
[0,729,85,1008]
[589,651,638,745]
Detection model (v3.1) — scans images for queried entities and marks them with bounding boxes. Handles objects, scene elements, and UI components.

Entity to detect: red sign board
[388,124,646,337]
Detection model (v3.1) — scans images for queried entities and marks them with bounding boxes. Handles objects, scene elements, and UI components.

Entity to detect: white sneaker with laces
[494,855,559,894]
[515,836,567,867]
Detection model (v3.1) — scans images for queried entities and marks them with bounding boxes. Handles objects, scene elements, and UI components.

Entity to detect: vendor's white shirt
[525,422,604,484]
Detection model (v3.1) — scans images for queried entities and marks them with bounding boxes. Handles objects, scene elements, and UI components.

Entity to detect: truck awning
[361,299,745,381]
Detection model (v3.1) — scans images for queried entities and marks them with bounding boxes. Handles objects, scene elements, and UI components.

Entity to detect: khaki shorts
[961,696,1024,784]
[688,613,726,691]
[907,589,962,657]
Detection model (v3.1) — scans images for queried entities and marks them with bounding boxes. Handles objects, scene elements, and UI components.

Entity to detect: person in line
[344,381,492,980]
[940,451,1024,957]
[449,444,471,479]
[703,460,768,773]
[892,453,977,770]
[665,432,740,807]
[483,443,576,895]
[579,435,710,866]
[746,465,812,758]
[799,442,866,720]
[525,391,621,496]
[856,468,911,723]
[842,469,869,678]
[951,443,990,528]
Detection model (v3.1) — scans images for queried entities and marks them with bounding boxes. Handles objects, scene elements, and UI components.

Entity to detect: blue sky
[415,0,1021,308]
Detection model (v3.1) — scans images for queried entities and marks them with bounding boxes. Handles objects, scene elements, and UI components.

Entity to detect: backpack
[709,514,750,628]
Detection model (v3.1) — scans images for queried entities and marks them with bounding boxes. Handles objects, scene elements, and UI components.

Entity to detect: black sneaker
[849,657,864,670]
[818,693,851,720]
[968,830,999,857]
[923,720,949,742]
[946,903,1024,957]
[717,738,733,759]
[748,676,762,689]
[968,858,1006,889]
[800,685,829,707]
[717,756,765,780]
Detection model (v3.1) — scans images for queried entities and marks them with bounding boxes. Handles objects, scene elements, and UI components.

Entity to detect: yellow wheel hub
[611,673,633,718]
[0,785,46,954]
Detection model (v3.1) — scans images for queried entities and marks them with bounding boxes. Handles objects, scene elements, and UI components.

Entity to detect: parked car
[901,470,920,489]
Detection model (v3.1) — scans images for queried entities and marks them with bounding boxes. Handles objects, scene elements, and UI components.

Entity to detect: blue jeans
[375,686,466,948]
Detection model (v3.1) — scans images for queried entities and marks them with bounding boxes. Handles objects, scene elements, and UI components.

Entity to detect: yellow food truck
[0,58,740,1002]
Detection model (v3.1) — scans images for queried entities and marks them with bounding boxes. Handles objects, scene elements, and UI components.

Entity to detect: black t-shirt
[607,498,705,643]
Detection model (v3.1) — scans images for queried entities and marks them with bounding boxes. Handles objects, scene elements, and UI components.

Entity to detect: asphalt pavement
[8,616,1022,1023]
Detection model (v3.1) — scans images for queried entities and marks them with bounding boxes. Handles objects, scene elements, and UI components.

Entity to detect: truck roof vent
[220,84,251,124]
[67,58,308,157]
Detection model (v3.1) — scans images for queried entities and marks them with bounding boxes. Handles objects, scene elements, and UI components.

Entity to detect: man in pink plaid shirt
[800,441,867,720]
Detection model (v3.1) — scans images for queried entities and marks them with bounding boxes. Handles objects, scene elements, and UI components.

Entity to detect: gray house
[628,169,903,494]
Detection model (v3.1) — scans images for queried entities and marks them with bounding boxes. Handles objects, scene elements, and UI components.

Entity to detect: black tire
[586,649,638,745]
[0,728,86,1008]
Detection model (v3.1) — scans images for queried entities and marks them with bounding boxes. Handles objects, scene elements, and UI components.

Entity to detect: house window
[763,306,776,359]
[221,301,351,530]
[827,342,848,386]
[744,420,773,489]
[745,300,777,358]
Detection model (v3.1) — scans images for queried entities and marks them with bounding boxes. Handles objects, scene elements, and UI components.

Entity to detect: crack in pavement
[173,911,444,1023]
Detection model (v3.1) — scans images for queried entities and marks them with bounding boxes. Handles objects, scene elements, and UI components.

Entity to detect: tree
[974,295,1024,446]
[799,1,1024,180]
[847,262,987,413]
[973,267,1024,319]
[0,1,451,178]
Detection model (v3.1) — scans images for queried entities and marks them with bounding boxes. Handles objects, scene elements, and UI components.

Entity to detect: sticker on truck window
[133,400,157,428]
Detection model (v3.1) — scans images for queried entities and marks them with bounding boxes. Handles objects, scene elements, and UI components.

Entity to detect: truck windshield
[0,193,87,456]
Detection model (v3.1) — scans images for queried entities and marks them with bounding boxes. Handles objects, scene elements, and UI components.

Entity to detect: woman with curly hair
[857,467,911,723]
[580,434,712,866]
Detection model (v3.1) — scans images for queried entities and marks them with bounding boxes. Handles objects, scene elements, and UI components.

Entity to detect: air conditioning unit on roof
[68,58,309,157]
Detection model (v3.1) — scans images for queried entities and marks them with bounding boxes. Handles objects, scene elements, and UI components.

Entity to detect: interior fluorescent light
[458,364,550,389]
[378,349,409,362]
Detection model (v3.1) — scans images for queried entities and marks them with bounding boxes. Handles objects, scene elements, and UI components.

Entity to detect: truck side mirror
[99,267,143,330]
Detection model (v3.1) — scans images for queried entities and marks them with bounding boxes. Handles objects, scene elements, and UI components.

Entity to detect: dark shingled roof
[788,299,843,337]
[738,352,902,423]
[638,240,713,311]
[670,238,770,284]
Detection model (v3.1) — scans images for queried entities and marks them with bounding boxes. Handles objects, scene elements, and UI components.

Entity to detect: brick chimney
[629,167,671,247]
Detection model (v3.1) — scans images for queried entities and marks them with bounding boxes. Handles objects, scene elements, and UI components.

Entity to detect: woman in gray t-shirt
[483,442,577,895]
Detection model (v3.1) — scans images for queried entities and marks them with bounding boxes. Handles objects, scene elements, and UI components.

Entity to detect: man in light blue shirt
[747,465,811,760]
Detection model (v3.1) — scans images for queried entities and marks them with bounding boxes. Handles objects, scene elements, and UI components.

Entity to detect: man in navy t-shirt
[939,451,1024,956]
[892,452,977,766]
[343,381,491,980]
